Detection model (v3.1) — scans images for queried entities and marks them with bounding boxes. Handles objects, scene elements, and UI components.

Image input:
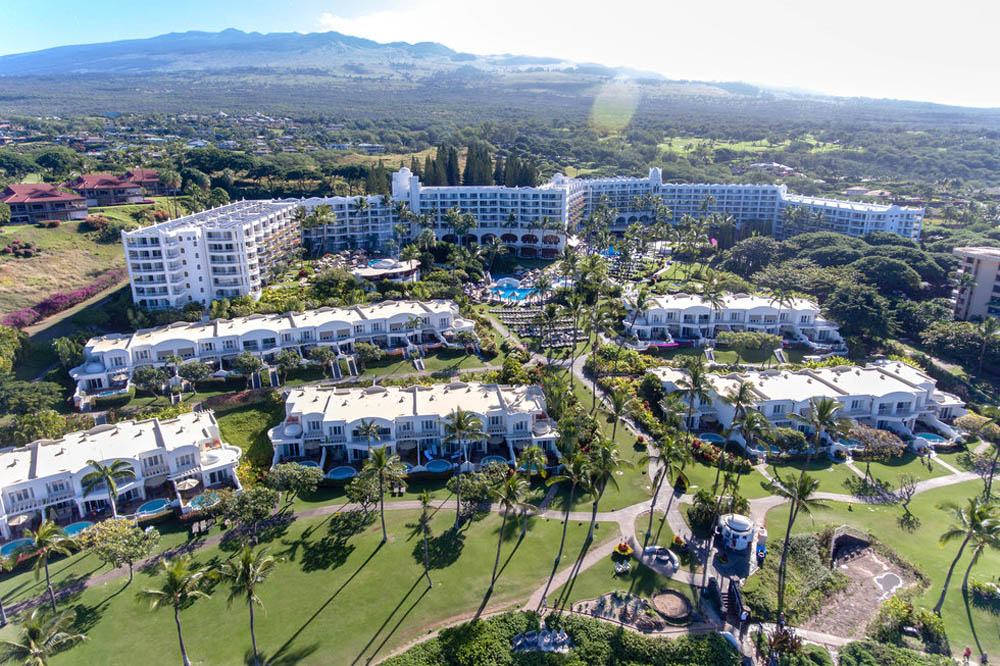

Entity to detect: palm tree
[356,419,382,456]
[764,471,825,615]
[534,303,561,363]
[487,474,529,588]
[934,496,1000,614]
[80,459,136,519]
[676,358,712,449]
[720,409,770,518]
[418,490,433,588]
[0,608,86,666]
[584,306,616,410]
[515,446,547,536]
[562,292,586,389]
[977,317,1000,377]
[642,434,691,547]
[546,452,591,564]
[584,440,634,542]
[136,555,213,666]
[615,285,650,365]
[608,391,634,443]
[788,396,850,473]
[442,408,486,530]
[363,447,406,544]
[217,546,281,666]
[768,287,796,344]
[17,522,75,614]
[961,508,1000,595]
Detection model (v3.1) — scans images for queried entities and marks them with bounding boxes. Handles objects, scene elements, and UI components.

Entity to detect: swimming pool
[64,521,93,537]
[297,461,321,468]
[490,286,536,301]
[0,538,34,557]
[916,432,948,443]
[189,491,222,510]
[326,466,357,481]
[698,433,725,444]
[601,246,620,257]
[425,459,452,474]
[839,438,863,450]
[136,499,170,516]
[481,455,509,467]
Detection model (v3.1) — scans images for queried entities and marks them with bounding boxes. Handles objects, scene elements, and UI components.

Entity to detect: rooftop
[642,292,819,312]
[123,200,296,235]
[65,174,139,190]
[1,183,85,204]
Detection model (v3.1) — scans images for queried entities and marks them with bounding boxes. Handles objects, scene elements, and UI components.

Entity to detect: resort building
[351,258,421,284]
[0,411,241,540]
[649,359,966,450]
[267,381,560,468]
[121,200,301,309]
[125,169,179,197]
[624,292,845,350]
[1,183,88,225]
[68,300,474,401]
[63,174,145,206]
[952,246,1000,320]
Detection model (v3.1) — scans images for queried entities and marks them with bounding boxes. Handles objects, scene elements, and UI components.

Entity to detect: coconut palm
[515,446,547,536]
[676,357,712,448]
[642,434,692,547]
[533,303,561,363]
[960,507,1000,595]
[487,474,530,588]
[933,496,1000,614]
[418,490,433,587]
[135,555,213,666]
[615,285,650,365]
[80,459,136,519]
[768,287,796,344]
[584,306,617,411]
[788,396,851,472]
[17,521,75,614]
[356,419,382,456]
[546,453,591,565]
[764,471,825,615]
[608,391,634,443]
[977,316,1000,377]
[561,292,587,389]
[0,607,86,666]
[363,447,407,544]
[442,408,487,530]
[584,440,634,542]
[718,409,770,519]
[217,546,281,666]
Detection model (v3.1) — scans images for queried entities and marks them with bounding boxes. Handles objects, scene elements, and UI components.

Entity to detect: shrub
[91,386,135,409]
[36,219,60,228]
[839,641,952,666]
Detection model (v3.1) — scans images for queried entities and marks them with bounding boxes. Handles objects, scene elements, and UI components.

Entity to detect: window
[489,415,502,426]
[850,399,863,410]
[328,425,344,436]
[514,421,526,431]
[176,453,196,469]
[9,488,33,503]
[423,420,436,431]
[144,454,163,468]
[308,420,321,432]
[772,404,786,415]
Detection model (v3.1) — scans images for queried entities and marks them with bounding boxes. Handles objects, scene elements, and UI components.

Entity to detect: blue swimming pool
[0,538,34,557]
[425,459,452,473]
[839,438,863,450]
[326,466,357,481]
[189,491,221,510]
[490,286,536,301]
[481,455,509,467]
[699,433,725,444]
[136,499,170,516]
[601,246,620,257]
[297,461,321,468]
[916,432,948,443]
[64,521,93,536]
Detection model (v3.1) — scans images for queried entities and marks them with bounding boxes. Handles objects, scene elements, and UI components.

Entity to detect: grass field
[551,558,699,612]
[764,480,1000,658]
[1,509,615,665]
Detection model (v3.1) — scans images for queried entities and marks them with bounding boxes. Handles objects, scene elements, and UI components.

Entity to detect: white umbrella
[174,478,199,491]
[8,514,30,527]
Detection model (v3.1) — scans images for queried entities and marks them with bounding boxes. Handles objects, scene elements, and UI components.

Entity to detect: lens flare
[589,79,639,133]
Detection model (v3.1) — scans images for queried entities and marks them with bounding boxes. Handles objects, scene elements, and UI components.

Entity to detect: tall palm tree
[546,453,591,564]
[0,608,86,666]
[584,306,616,411]
[642,434,691,547]
[561,292,586,389]
[768,287,796,344]
[217,546,281,666]
[363,447,406,544]
[356,419,382,457]
[608,391,634,443]
[534,303,561,363]
[418,490,433,588]
[81,459,136,519]
[961,508,1000,595]
[441,408,486,530]
[17,522,75,614]
[934,496,1000,614]
[676,358,712,449]
[712,380,758,499]
[584,440,634,542]
[788,396,850,473]
[720,409,770,519]
[615,285,650,364]
[977,317,1000,377]
[515,446,547,537]
[487,474,529,588]
[764,472,825,615]
[136,555,213,666]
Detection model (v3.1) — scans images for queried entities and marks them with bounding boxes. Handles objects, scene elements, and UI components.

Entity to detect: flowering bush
[673,535,685,548]
[613,541,633,558]
[2,268,127,328]
[36,220,60,228]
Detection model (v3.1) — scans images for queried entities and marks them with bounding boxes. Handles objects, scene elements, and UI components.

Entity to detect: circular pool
[136,499,170,516]
[189,491,222,510]
[64,521,93,537]
[698,433,725,444]
[297,461,321,468]
[425,459,452,474]
[0,538,34,557]
[326,466,357,481]
[480,455,508,467]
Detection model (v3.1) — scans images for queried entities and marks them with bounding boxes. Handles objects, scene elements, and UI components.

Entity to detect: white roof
[643,292,819,312]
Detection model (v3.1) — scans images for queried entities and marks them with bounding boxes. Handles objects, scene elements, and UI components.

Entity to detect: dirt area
[802,549,910,639]
[652,590,692,621]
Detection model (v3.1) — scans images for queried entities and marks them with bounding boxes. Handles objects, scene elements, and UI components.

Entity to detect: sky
[1,0,997,108]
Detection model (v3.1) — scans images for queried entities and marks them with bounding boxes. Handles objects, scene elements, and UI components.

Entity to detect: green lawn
[551,558,699,612]
[214,398,286,469]
[681,459,773,499]
[633,511,702,573]
[767,457,860,494]
[933,448,976,472]
[859,451,952,492]
[9,509,615,665]
[764,481,1000,658]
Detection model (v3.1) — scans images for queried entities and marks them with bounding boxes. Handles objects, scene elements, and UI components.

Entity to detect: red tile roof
[126,168,159,183]
[1,183,85,204]
[64,174,141,190]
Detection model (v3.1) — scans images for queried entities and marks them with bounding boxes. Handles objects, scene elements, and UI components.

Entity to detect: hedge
[838,641,952,666]
[91,386,135,409]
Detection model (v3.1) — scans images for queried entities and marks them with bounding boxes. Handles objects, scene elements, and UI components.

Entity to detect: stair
[347,357,359,376]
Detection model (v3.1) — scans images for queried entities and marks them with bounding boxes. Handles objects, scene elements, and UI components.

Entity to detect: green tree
[354,342,383,370]
[764,472,825,616]
[0,557,11,626]
[136,555,213,666]
[442,408,487,530]
[78,519,159,584]
[546,453,591,566]
[81,459,137,519]
[308,346,336,377]
[0,607,86,666]
[642,434,691,547]
[515,446,547,536]
[220,486,278,543]
[132,365,170,398]
[977,316,1000,377]
[362,447,407,544]
[266,462,324,507]
[0,379,63,415]
[487,474,529,589]
[608,391,633,443]
[355,419,382,456]
[584,440,633,542]
[933,496,1000,614]
[418,491,433,588]
[10,411,67,446]
[51,337,82,371]
[824,283,893,342]
[232,352,264,388]
[177,362,211,393]
[217,546,282,666]
[17,521,75,614]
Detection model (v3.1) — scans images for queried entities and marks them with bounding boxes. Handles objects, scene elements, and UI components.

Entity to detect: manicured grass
[680,459,773,499]
[9,509,615,665]
[214,398,286,468]
[767,457,859,494]
[552,558,699,611]
[634,511,702,573]
[859,451,951,492]
[934,448,976,472]
[764,481,1000,658]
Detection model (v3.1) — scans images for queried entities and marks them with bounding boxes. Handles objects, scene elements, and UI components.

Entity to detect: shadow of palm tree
[250,643,319,666]
[349,575,429,665]
[297,511,373,573]
[423,528,465,570]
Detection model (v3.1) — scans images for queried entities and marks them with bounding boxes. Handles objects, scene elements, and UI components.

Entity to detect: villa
[625,292,845,350]
[63,174,145,206]
[0,411,241,540]
[268,381,560,469]
[68,300,475,402]
[649,359,966,451]
[351,258,421,284]
[1,183,88,225]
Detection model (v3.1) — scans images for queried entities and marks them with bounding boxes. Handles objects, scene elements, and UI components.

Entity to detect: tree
[615,286,650,369]
[220,486,278,543]
[266,462,324,507]
[977,316,1000,377]
[764,472,825,616]
[677,358,712,451]
[515,447,547,536]
[848,256,922,298]
[136,555,213,666]
[362,447,407,544]
[0,557,11,626]
[642,434,691,547]
[487,474,529,589]
[442,408,487,530]
[78,519,159,584]
[823,283,893,342]
[178,362,211,393]
[418,491,433,588]
[308,346,336,377]
[17,521,75,614]
[354,342,383,370]
[849,424,905,487]
[159,169,182,218]
[896,474,918,516]
[81,459,136,519]
[51,337,82,371]
[217,546,281,666]
[9,410,67,447]
[0,379,63,415]
[345,474,379,516]
[356,419,382,456]
[0,608,86,666]
[232,352,264,388]
[273,349,302,384]
[584,440,633,542]
[132,365,170,398]
[933,496,1000,614]
[546,453,591,566]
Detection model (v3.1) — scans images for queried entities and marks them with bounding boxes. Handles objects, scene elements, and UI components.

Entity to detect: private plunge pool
[0,538,34,557]
[63,521,93,537]
[189,491,222,510]
[136,499,171,516]
[325,466,357,481]
[424,459,453,474]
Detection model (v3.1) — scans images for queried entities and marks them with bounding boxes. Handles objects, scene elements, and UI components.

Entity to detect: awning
[397,440,417,451]
[8,514,32,527]
[488,434,505,445]
[174,478,199,491]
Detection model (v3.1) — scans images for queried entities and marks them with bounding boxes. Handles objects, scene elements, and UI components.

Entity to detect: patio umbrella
[174,478,199,491]
[8,514,30,527]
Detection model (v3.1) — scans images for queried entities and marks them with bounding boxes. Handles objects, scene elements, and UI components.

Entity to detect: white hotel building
[625,292,845,350]
[69,300,474,399]
[122,201,301,309]
[649,359,966,450]
[0,411,241,540]
[267,381,560,468]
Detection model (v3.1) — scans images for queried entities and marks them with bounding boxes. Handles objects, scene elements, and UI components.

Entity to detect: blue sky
[2,0,998,108]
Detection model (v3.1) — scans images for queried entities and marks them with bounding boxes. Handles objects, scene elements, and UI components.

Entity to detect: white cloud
[318,0,1000,107]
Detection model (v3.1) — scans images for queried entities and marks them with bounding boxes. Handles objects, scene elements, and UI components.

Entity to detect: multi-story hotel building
[64,174,145,206]
[68,300,474,399]
[649,359,966,449]
[268,381,559,467]
[1,184,87,225]
[952,246,1000,320]
[625,292,845,350]
[0,411,241,539]
[122,201,300,309]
